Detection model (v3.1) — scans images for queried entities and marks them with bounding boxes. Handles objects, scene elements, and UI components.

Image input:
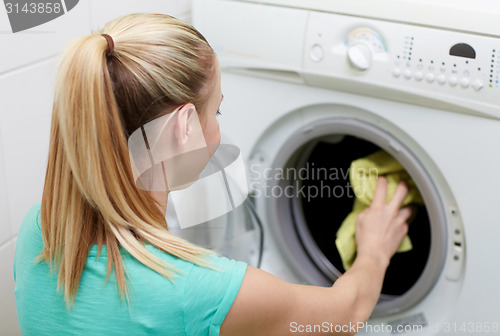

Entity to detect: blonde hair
[39,13,215,307]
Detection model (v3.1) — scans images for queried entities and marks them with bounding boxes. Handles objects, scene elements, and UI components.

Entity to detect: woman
[14,13,411,336]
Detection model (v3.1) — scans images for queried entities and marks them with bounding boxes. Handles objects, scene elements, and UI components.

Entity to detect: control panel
[195,0,499,118]
[390,34,490,91]
[303,12,500,118]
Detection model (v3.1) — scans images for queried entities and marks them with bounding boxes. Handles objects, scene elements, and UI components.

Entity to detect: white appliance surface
[0,127,11,244]
[193,0,500,334]
[235,0,500,36]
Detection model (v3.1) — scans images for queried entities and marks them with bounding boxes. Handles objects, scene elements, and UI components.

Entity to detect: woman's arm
[220,177,411,336]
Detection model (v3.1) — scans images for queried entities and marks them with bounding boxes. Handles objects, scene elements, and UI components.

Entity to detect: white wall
[0,1,192,334]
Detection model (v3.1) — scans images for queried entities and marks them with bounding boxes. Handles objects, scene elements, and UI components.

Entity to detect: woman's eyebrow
[220,94,224,103]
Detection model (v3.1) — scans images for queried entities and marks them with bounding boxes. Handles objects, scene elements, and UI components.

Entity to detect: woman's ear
[174,103,196,145]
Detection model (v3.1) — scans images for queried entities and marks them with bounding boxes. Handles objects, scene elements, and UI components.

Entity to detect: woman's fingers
[371,177,388,207]
[356,179,414,265]
[388,181,408,211]
[396,206,413,222]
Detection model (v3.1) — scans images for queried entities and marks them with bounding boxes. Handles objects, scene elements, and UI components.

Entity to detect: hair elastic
[101,34,115,56]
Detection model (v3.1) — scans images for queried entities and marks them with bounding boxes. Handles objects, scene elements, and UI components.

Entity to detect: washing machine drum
[297,136,431,296]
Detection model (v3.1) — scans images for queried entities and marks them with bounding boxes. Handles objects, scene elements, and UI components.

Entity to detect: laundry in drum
[335,150,424,271]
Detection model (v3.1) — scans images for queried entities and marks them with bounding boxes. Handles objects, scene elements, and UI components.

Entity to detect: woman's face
[139,56,224,215]
[200,57,223,152]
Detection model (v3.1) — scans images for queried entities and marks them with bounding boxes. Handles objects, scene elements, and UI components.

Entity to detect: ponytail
[40,14,214,307]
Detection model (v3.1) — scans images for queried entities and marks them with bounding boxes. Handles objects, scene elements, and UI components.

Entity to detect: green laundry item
[335,150,424,271]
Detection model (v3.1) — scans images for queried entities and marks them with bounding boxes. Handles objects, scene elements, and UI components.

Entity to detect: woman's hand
[220,176,415,336]
[355,177,412,267]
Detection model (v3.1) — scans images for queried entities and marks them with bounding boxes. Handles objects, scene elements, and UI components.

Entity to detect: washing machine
[193,0,500,334]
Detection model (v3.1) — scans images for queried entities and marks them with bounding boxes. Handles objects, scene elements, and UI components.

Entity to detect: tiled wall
[0,1,192,334]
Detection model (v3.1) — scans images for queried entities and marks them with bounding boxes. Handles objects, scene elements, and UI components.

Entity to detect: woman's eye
[216,109,222,117]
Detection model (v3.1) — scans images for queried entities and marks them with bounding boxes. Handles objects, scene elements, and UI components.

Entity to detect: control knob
[346,28,387,72]
[348,43,372,71]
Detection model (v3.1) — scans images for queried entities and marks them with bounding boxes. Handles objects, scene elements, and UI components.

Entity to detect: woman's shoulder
[21,203,42,231]
[17,203,42,247]
[182,253,247,335]
[196,253,247,274]
[139,244,247,276]
[14,203,43,278]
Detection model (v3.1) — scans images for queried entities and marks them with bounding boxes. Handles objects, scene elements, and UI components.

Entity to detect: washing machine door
[249,109,462,318]
[168,197,263,267]
[165,135,264,268]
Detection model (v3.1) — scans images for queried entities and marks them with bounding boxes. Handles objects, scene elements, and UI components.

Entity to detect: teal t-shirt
[14,204,247,335]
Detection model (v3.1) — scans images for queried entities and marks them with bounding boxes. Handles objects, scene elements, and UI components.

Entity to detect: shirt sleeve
[183,254,247,336]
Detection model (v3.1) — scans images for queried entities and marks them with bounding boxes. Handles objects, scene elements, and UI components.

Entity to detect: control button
[472,79,484,91]
[437,75,446,85]
[425,73,435,83]
[459,78,469,88]
[448,77,458,87]
[392,69,401,78]
[414,71,423,81]
[310,44,324,62]
[403,70,412,79]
